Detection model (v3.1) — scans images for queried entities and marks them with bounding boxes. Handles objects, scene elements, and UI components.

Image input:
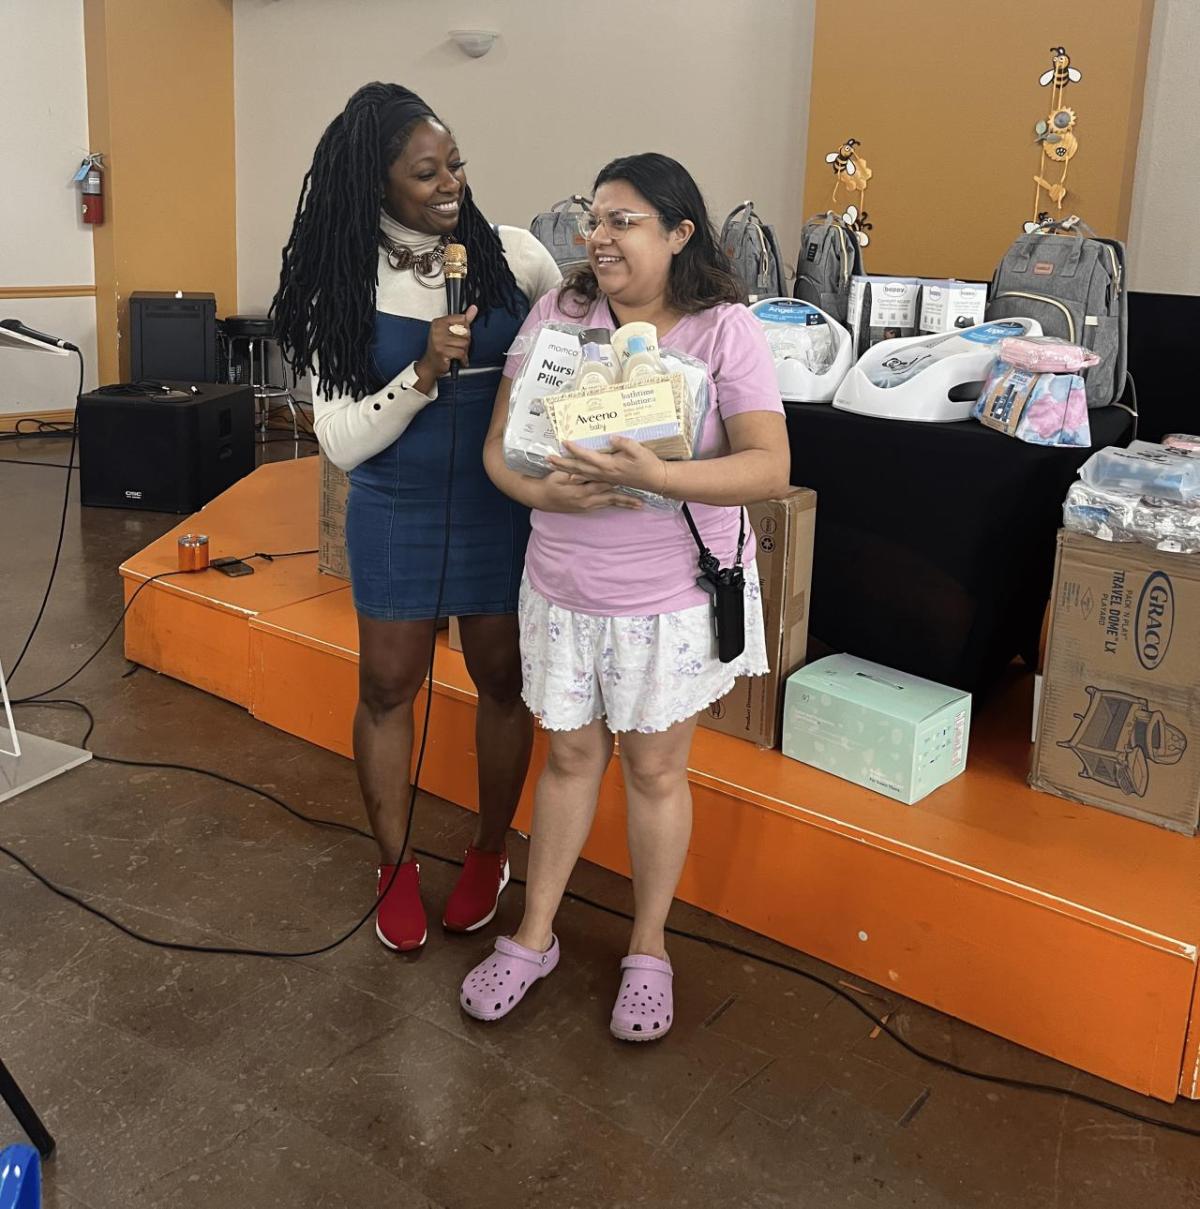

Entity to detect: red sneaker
[375,860,427,951]
[442,846,511,933]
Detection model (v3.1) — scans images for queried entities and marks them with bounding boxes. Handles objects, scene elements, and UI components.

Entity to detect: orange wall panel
[84,0,236,381]
[804,0,1155,280]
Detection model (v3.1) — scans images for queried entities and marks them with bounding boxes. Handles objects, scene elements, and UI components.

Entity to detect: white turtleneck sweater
[312,212,562,472]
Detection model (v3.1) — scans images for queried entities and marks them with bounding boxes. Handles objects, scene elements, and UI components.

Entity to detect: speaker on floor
[77,381,255,513]
[129,292,218,383]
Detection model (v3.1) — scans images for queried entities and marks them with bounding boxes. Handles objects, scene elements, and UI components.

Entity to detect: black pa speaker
[77,381,255,513]
[129,292,218,382]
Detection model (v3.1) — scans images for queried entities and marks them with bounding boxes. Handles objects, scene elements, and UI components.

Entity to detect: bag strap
[550,194,587,214]
[722,200,755,231]
[681,502,746,577]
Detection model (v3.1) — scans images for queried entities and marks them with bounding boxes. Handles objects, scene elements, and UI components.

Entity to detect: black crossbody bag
[681,503,746,663]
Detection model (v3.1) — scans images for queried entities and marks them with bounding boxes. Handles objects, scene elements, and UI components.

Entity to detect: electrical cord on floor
[4,697,1200,1138]
[6,350,84,681]
[0,430,76,444]
[0,458,74,469]
[3,362,1198,1135]
[10,549,316,707]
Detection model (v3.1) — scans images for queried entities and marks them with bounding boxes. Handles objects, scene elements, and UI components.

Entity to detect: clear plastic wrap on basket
[503,322,584,478]
[502,321,711,511]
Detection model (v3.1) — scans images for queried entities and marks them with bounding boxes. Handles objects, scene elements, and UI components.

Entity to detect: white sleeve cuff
[391,361,438,403]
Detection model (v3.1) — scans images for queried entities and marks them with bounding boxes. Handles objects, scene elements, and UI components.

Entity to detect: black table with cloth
[784,404,1133,696]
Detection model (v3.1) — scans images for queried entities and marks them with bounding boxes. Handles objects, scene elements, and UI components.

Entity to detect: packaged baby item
[996,335,1100,374]
[1079,442,1200,504]
[918,280,987,335]
[748,297,853,403]
[1062,481,1140,543]
[847,275,921,356]
[574,329,620,389]
[973,360,1091,447]
[1064,441,1200,553]
[1164,433,1200,454]
[503,322,584,477]
[503,320,711,509]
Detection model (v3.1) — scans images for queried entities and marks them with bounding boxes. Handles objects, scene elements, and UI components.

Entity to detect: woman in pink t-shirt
[463,154,789,1041]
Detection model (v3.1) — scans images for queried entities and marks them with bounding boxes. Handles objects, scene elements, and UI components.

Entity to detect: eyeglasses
[576,210,661,239]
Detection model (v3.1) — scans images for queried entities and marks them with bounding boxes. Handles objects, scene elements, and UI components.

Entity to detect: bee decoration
[825,138,871,205]
[1031,48,1082,219]
[1039,47,1082,89]
[842,205,872,248]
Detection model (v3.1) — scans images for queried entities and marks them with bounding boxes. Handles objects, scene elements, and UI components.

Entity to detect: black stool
[220,315,298,447]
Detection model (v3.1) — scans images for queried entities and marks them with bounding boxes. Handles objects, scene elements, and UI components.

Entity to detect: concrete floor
[1,431,1199,1209]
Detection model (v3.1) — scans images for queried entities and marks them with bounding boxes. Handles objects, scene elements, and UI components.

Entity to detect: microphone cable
[5,343,1200,1137]
[6,689,1200,1138]
[4,348,84,681]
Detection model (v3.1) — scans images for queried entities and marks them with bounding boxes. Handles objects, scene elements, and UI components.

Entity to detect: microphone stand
[0,1055,56,1158]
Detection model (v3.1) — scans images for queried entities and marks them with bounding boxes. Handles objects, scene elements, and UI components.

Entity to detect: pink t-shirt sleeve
[709,305,785,419]
[503,291,560,380]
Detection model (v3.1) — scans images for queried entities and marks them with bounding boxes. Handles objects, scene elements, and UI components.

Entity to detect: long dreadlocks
[272,82,523,402]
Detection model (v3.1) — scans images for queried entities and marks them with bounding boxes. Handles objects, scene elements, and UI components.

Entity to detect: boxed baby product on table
[1032,530,1200,834]
[318,451,350,580]
[781,654,972,804]
[918,280,987,334]
[699,488,817,748]
[847,275,920,356]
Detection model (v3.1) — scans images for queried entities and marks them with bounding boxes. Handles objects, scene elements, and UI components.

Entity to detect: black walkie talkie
[684,505,746,664]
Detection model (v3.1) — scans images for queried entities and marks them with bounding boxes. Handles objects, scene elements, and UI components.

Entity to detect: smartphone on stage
[211,558,255,577]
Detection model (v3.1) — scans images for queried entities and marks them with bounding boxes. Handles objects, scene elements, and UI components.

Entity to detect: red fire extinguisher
[74,154,104,225]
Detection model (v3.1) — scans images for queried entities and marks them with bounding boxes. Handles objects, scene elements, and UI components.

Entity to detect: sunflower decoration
[1032,47,1082,218]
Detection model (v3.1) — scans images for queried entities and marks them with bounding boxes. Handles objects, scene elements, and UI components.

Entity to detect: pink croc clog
[460,935,560,1022]
[610,954,673,1042]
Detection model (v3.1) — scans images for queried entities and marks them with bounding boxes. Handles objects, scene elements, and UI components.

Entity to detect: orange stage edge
[120,461,1200,1103]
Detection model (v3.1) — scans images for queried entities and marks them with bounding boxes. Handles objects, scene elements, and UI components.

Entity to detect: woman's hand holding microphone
[414,304,478,393]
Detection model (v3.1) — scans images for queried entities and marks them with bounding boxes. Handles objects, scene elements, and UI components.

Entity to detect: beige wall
[0,0,98,412]
[1128,0,1200,295]
[233,0,816,311]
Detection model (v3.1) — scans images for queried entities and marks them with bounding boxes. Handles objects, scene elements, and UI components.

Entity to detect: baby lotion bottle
[619,335,666,383]
[574,329,620,390]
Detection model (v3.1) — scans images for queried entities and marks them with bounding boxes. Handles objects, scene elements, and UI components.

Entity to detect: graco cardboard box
[1032,531,1200,834]
[318,451,350,580]
[782,654,972,804]
[699,489,817,748]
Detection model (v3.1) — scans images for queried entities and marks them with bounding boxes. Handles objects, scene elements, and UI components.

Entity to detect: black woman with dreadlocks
[274,83,560,952]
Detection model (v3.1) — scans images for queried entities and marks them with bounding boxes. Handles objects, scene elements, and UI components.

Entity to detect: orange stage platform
[120,459,1200,1103]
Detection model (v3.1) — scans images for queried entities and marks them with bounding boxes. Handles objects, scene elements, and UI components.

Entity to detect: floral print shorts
[518,564,769,734]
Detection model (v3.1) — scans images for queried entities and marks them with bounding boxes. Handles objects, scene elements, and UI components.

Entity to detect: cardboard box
[847,275,920,356]
[1032,532,1200,834]
[318,452,350,580]
[782,654,972,804]
[449,616,462,652]
[699,489,816,748]
[918,279,987,334]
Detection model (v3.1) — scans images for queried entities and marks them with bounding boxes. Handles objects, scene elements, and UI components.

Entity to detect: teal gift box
[781,655,972,804]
